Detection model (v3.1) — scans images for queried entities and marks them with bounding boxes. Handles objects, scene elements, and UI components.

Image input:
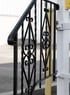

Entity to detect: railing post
[45,2,52,95]
[57,24,70,95]
[40,0,42,88]
[13,35,18,95]
[53,5,56,81]
[57,0,70,95]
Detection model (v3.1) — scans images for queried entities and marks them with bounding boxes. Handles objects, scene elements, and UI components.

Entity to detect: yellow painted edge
[45,77,52,95]
[45,55,52,95]
[45,10,53,95]
[65,0,70,10]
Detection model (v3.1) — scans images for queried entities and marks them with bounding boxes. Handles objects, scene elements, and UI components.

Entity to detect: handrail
[8,0,35,45]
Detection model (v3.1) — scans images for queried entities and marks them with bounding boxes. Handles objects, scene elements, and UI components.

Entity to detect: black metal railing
[40,0,59,86]
[8,0,59,95]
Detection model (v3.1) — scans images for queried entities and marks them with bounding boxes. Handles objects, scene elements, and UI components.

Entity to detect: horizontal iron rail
[43,0,59,10]
[8,0,35,45]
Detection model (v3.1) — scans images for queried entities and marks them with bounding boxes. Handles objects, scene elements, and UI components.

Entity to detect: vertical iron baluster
[49,3,52,76]
[31,2,37,95]
[53,5,56,81]
[45,0,47,78]
[13,33,18,95]
[21,22,24,95]
[34,0,37,86]
[40,0,42,88]
[28,11,31,95]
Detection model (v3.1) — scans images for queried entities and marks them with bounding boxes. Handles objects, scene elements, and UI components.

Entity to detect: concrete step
[18,86,57,95]
[33,86,56,95]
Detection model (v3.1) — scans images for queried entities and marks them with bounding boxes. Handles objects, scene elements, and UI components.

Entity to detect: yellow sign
[65,0,70,10]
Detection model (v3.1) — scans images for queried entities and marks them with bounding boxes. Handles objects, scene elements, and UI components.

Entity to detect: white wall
[0,0,57,45]
[0,16,19,45]
[0,0,31,16]
[0,0,31,45]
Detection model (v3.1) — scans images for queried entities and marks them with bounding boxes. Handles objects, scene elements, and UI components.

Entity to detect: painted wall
[0,0,31,16]
[0,0,57,45]
[0,0,31,45]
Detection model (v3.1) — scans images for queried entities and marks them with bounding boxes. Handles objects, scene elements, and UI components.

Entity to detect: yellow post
[45,57,52,95]
[65,0,70,10]
[45,9,53,95]
[45,37,52,95]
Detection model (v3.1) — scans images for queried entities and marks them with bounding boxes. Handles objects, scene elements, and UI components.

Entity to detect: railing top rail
[43,0,59,10]
[8,0,59,45]
[8,0,35,45]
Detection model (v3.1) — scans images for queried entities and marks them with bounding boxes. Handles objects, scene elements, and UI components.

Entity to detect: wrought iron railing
[8,0,59,95]
[40,0,59,84]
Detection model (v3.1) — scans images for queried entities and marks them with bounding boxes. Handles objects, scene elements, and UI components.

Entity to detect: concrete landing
[18,86,56,95]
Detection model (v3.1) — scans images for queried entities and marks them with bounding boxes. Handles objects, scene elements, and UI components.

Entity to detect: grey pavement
[0,63,18,93]
[0,62,45,94]
[0,62,57,95]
